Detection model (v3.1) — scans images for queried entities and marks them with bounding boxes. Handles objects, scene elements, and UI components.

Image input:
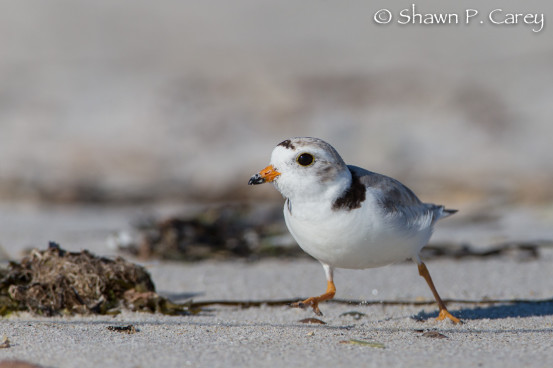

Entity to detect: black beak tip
[248,174,265,185]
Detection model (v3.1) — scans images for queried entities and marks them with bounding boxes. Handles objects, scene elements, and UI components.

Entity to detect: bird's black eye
[296,153,314,166]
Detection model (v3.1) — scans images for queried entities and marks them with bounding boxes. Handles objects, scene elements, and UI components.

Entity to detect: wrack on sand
[0,243,189,316]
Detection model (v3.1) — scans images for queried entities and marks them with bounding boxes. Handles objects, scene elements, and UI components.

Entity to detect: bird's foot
[290,280,336,316]
[436,309,462,324]
[290,297,323,316]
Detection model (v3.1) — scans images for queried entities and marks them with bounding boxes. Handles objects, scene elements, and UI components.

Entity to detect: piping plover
[248,137,461,323]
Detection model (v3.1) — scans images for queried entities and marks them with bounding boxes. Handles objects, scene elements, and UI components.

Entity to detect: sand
[1,204,553,368]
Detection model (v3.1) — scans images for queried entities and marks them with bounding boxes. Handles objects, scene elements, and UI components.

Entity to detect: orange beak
[248,165,281,185]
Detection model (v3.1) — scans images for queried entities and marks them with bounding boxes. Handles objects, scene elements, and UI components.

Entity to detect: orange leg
[418,262,462,324]
[291,263,335,316]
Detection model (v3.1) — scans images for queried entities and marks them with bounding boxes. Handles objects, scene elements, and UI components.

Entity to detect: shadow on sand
[416,300,553,320]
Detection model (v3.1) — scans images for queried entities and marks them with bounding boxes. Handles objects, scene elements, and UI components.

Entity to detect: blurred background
[0,0,552,255]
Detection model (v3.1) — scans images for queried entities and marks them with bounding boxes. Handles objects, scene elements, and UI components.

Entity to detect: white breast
[283,194,434,269]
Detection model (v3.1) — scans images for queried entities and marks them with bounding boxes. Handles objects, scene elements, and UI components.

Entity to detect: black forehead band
[277,139,295,150]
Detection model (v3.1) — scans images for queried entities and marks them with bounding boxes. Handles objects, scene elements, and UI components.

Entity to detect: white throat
[275,167,352,209]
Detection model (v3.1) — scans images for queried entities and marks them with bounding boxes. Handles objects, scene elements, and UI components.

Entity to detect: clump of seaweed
[124,205,305,261]
[0,243,187,316]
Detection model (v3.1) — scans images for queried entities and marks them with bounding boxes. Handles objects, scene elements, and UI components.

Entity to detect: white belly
[283,198,433,269]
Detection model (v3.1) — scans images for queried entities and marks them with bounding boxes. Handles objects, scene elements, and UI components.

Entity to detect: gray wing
[348,165,456,225]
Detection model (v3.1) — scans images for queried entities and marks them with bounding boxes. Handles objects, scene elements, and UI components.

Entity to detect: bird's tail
[428,205,457,224]
[438,207,457,219]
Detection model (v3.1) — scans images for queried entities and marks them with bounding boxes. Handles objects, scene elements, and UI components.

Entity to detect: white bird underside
[283,165,446,269]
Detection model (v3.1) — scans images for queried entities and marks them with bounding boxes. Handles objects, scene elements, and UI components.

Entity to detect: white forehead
[270,137,345,165]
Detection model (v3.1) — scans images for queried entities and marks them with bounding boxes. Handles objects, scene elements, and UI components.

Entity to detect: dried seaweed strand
[189,297,553,309]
